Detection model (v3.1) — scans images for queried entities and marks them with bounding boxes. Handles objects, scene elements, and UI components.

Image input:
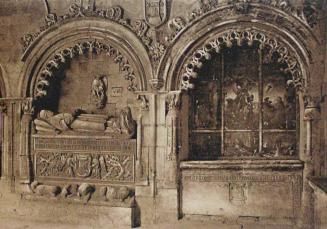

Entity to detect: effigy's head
[39,110,54,120]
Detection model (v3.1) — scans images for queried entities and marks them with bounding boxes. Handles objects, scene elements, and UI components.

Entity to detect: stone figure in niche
[91,75,107,109]
[33,106,137,138]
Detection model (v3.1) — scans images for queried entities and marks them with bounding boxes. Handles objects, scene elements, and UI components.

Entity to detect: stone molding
[21,3,151,54]
[34,39,138,99]
[179,29,304,91]
[166,1,318,44]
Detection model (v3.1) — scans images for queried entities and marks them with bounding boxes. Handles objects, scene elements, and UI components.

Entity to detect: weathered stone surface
[0,0,326,228]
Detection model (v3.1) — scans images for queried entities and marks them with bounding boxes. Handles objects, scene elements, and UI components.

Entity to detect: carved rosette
[180,29,304,91]
[34,40,138,99]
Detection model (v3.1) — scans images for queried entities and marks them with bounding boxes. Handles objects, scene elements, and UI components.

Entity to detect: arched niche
[162,11,315,222]
[16,19,153,200]
[160,3,320,92]
[19,19,152,99]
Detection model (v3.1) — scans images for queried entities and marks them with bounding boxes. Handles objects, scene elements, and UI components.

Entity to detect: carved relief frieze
[35,40,138,99]
[29,181,134,205]
[180,29,304,91]
[35,151,134,182]
[34,137,136,152]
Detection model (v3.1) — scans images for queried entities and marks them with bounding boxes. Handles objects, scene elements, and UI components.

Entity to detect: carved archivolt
[180,29,304,91]
[21,3,151,53]
[35,40,138,99]
[166,1,318,48]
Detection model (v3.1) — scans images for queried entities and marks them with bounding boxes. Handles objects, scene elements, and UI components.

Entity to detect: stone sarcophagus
[32,135,136,184]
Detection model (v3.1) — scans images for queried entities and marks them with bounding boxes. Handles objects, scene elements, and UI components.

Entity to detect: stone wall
[0,0,326,228]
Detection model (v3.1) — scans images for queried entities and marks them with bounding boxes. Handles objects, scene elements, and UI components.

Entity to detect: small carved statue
[91,75,107,109]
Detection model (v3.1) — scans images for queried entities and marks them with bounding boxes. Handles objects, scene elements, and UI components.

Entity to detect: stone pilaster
[19,98,34,185]
[164,91,181,188]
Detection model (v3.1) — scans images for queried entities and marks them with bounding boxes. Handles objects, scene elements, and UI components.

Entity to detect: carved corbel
[304,96,321,121]
[149,78,164,91]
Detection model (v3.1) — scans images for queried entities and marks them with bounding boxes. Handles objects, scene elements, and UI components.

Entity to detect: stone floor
[0,217,296,229]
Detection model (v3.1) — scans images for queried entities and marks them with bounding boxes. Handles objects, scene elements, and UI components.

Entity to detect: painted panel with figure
[223,47,259,130]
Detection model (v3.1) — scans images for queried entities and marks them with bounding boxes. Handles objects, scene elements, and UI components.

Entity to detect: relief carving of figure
[91,75,107,109]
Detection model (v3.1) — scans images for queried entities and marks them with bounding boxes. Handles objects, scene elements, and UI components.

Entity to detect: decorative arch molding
[20,3,151,56]
[166,2,319,46]
[19,19,152,99]
[179,29,304,91]
[161,3,319,92]
[34,40,138,99]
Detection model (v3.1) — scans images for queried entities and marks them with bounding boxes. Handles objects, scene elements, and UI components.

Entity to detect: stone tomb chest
[26,40,141,209]
[32,135,136,184]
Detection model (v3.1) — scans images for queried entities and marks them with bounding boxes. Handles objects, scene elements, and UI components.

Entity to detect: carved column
[136,95,149,184]
[164,91,181,188]
[0,100,7,178]
[19,98,34,184]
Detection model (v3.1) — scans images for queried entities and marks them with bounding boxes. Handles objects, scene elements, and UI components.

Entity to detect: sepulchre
[0,0,326,228]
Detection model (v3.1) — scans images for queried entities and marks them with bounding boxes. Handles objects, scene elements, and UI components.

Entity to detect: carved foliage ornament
[21,3,151,52]
[21,97,34,115]
[35,152,134,182]
[35,40,138,99]
[167,0,318,43]
[180,30,304,91]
